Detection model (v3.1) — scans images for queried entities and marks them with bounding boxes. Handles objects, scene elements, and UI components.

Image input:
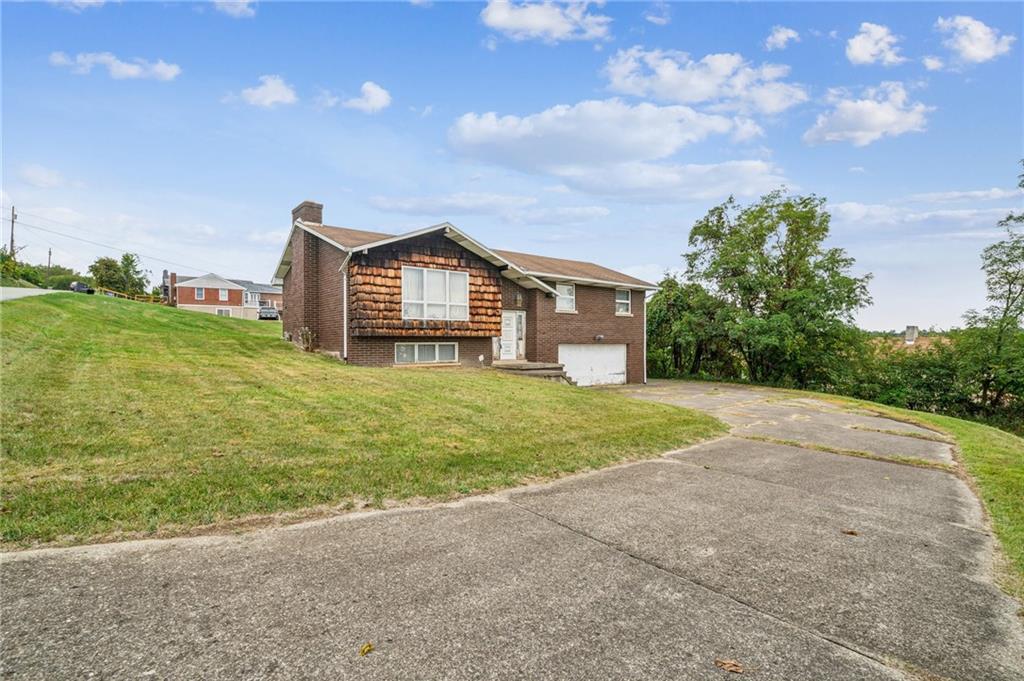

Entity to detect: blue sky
[3,1,1021,329]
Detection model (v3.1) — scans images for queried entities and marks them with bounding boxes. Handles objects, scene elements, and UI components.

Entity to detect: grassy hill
[0,294,725,547]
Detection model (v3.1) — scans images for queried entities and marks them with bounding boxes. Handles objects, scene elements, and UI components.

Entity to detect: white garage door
[558,344,627,387]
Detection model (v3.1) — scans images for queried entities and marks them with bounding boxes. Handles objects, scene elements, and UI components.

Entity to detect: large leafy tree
[88,253,149,295]
[683,191,872,387]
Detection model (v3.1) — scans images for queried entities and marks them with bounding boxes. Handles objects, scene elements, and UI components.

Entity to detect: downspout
[339,251,352,362]
[643,292,648,384]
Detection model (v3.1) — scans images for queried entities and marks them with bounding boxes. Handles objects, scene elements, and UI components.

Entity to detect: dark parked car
[69,281,95,294]
[258,306,280,320]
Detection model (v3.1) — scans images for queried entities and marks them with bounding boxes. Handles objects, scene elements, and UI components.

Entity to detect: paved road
[3,380,1022,679]
[0,287,63,302]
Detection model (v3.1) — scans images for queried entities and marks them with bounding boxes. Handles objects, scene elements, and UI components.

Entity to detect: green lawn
[0,294,724,547]
[813,393,1024,600]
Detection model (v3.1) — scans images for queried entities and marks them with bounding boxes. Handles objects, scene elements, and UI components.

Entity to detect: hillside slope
[0,294,724,547]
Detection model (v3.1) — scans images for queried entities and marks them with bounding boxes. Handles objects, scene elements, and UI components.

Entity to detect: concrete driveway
[2,380,1022,680]
[0,288,63,302]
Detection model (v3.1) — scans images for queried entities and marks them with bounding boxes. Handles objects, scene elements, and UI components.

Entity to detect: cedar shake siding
[348,233,502,338]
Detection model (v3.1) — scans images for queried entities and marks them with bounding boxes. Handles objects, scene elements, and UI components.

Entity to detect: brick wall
[526,285,645,383]
[282,228,308,341]
[347,335,493,368]
[177,286,243,306]
[500,278,528,310]
[316,242,345,353]
[282,227,346,353]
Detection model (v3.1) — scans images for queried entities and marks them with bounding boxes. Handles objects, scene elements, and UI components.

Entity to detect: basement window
[395,342,458,365]
[401,266,470,321]
[216,309,232,317]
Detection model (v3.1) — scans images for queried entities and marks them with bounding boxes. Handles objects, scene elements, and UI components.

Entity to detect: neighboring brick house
[272,201,655,385]
[163,271,283,320]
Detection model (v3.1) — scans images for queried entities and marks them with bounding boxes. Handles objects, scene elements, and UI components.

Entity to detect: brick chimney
[292,200,323,225]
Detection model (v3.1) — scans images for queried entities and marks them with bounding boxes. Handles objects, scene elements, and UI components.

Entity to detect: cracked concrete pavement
[2,379,1022,679]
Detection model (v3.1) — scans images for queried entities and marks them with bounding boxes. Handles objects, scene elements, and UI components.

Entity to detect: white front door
[558,344,628,386]
[500,311,526,360]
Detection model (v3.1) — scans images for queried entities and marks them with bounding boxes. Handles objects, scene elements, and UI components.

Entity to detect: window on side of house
[216,308,231,317]
[555,283,576,312]
[394,342,459,365]
[615,289,631,315]
[401,267,469,321]
[195,287,205,300]
[219,288,229,301]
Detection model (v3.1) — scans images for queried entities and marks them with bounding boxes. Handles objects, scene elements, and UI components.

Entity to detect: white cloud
[803,82,931,147]
[553,160,787,202]
[369,192,609,225]
[19,164,66,188]
[846,22,905,65]
[830,201,1009,229]
[731,118,764,142]
[369,192,537,215]
[604,47,808,115]
[765,26,799,51]
[47,0,106,12]
[643,1,670,26]
[922,56,944,71]
[849,166,866,174]
[482,35,500,51]
[240,75,297,108]
[936,15,1016,65]
[49,51,181,81]
[213,1,256,18]
[906,187,1022,203]
[342,81,392,113]
[480,0,611,43]
[248,229,291,245]
[450,98,735,172]
[313,88,340,110]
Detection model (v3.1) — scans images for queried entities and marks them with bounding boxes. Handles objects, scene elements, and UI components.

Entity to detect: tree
[87,253,149,295]
[646,276,739,378]
[960,168,1024,415]
[683,191,872,388]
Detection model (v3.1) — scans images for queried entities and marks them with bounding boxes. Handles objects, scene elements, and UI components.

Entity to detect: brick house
[272,201,655,385]
[166,272,246,318]
[163,271,283,320]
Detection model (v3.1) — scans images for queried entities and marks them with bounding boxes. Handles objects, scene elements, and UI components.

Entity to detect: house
[272,201,655,385]
[162,271,283,320]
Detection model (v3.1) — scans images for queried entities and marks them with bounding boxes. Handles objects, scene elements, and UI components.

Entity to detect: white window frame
[219,288,229,301]
[394,342,459,365]
[195,287,205,301]
[555,283,576,313]
[216,308,232,317]
[401,266,470,321]
[615,289,632,316]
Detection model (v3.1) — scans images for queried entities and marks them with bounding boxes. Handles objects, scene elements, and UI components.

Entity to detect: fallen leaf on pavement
[715,658,744,673]
[359,642,374,656]
[841,529,860,536]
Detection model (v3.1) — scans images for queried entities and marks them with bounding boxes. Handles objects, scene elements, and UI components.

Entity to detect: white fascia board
[522,271,658,291]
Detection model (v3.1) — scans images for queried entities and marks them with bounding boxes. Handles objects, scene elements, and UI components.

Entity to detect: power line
[12,219,209,273]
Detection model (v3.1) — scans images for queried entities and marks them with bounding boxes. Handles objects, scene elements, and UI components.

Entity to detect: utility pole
[8,205,15,256]
[47,248,52,278]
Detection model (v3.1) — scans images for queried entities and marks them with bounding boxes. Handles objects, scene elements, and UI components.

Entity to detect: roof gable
[272,219,654,289]
[174,273,245,290]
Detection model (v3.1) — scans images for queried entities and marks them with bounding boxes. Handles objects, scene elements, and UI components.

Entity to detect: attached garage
[558,344,627,387]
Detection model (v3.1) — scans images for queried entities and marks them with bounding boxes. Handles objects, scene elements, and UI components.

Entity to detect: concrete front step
[492,361,575,385]
[492,361,564,371]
